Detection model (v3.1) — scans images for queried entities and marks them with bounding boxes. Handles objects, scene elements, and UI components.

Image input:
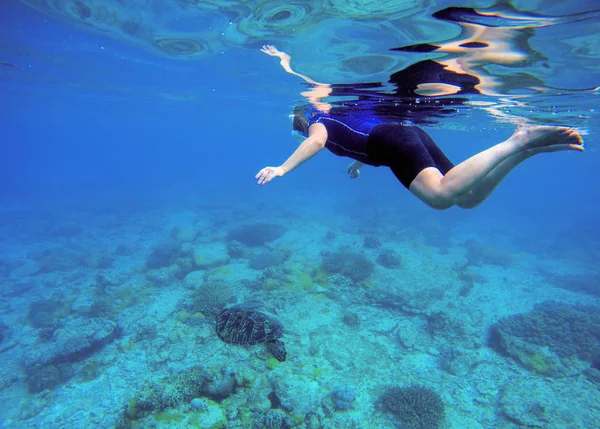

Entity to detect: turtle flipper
[266,339,287,362]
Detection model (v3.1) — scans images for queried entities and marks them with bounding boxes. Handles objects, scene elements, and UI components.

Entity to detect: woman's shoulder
[308,108,330,124]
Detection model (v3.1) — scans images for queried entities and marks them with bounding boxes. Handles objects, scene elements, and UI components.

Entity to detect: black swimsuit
[309,111,454,188]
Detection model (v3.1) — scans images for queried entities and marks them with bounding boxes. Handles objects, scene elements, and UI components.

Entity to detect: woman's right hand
[347,162,361,179]
[255,166,285,185]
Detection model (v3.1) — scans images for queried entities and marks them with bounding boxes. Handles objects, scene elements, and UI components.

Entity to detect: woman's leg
[409,126,583,210]
[456,143,577,208]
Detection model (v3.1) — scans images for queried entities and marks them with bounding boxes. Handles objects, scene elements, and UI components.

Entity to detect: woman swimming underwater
[255,45,584,210]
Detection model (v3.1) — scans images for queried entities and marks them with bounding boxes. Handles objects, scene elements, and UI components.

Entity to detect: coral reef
[125,366,210,421]
[248,248,290,270]
[228,223,286,247]
[426,311,467,341]
[188,280,233,315]
[253,409,290,429]
[376,248,402,268]
[544,274,600,296]
[463,239,514,267]
[26,363,74,393]
[363,235,381,248]
[379,385,445,429]
[145,242,181,269]
[227,240,246,258]
[322,248,375,283]
[331,386,357,410]
[24,317,119,368]
[490,301,600,375]
[341,310,362,328]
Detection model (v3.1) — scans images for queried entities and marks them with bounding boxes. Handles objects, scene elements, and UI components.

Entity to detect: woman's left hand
[255,166,285,185]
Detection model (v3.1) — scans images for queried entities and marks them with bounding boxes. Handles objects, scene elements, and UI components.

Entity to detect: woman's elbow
[312,137,327,149]
[305,137,325,151]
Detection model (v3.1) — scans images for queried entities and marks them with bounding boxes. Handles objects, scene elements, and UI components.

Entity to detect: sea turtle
[205,303,288,361]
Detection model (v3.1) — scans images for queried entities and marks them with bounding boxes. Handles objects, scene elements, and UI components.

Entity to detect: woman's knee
[413,187,454,210]
[409,168,454,209]
[425,195,454,210]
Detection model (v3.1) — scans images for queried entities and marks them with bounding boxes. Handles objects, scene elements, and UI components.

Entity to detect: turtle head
[201,305,221,320]
[266,340,287,362]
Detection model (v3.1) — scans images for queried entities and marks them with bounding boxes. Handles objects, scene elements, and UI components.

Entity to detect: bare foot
[509,126,584,151]
[523,143,585,158]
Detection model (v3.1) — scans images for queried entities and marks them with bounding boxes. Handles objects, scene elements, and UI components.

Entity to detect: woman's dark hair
[292,105,310,133]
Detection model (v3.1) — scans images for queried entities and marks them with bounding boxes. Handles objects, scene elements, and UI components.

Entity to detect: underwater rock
[499,379,552,427]
[124,366,209,420]
[83,252,113,269]
[48,222,82,238]
[25,317,119,368]
[269,378,321,415]
[227,240,246,258]
[192,242,229,269]
[228,223,286,247]
[170,224,198,243]
[190,397,205,410]
[26,362,74,393]
[8,259,39,279]
[426,311,467,341]
[32,247,80,273]
[3,280,35,296]
[114,243,132,256]
[545,274,600,297]
[363,235,382,248]
[248,249,289,270]
[438,346,472,376]
[376,249,402,268]
[71,295,95,316]
[464,239,514,267]
[205,369,237,401]
[341,310,362,328]
[331,386,357,410]
[322,248,374,283]
[145,242,181,269]
[490,301,600,377]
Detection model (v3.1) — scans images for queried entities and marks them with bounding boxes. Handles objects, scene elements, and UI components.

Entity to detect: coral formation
[331,386,357,410]
[253,409,290,429]
[189,280,233,314]
[376,248,402,268]
[379,385,445,429]
[248,248,290,270]
[464,239,513,267]
[26,363,74,393]
[125,366,210,421]
[227,240,246,258]
[363,235,381,248]
[145,242,181,269]
[228,223,286,247]
[490,301,600,375]
[322,248,374,283]
[341,310,362,328]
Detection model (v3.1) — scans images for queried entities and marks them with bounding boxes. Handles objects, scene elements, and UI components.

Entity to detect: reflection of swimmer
[256,45,584,210]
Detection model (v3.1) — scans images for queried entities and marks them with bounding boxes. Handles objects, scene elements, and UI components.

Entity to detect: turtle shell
[215,306,284,346]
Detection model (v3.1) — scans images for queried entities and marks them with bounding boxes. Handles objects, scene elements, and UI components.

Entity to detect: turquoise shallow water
[1,1,599,428]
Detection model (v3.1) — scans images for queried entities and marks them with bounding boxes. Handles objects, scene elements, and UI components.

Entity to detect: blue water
[1,1,599,428]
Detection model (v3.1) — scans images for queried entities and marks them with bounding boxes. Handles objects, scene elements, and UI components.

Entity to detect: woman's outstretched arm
[255,123,328,185]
